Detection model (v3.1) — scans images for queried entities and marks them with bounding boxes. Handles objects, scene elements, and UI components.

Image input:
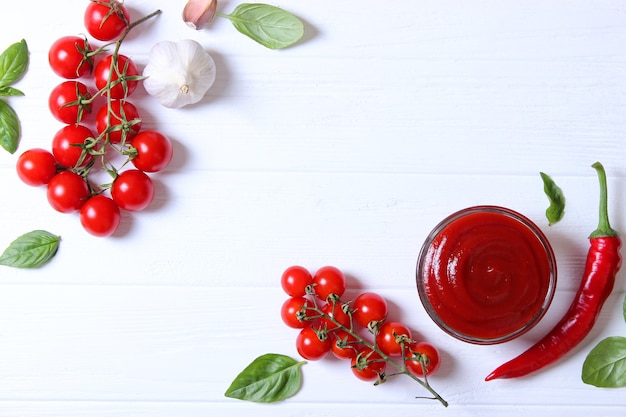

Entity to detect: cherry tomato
[296,326,331,361]
[111,169,154,211]
[84,0,130,41]
[405,342,441,377]
[331,330,360,360]
[312,265,346,301]
[51,124,94,169]
[80,195,121,237]
[130,130,173,172]
[351,348,386,381]
[48,36,93,79]
[320,301,351,331]
[16,148,57,186]
[94,54,138,99]
[47,171,90,213]
[281,265,313,297]
[95,100,142,144]
[280,297,313,329]
[353,292,388,329]
[376,321,412,357]
[48,81,92,124]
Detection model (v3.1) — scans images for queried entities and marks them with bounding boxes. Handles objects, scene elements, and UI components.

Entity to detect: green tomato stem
[303,287,448,407]
[78,9,162,187]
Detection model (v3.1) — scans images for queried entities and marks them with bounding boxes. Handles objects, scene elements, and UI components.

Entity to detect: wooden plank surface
[0,1,625,415]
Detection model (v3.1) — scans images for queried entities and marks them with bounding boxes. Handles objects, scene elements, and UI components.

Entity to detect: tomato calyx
[352,348,387,384]
[75,37,95,76]
[95,0,130,29]
[64,83,93,124]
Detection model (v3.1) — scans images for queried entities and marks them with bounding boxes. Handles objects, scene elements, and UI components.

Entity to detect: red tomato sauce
[418,206,556,344]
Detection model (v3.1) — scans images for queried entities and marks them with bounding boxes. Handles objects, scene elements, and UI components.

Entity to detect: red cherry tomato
[95,100,141,144]
[48,81,92,124]
[351,348,386,381]
[48,36,93,79]
[94,54,138,99]
[280,297,313,329]
[51,124,94,169]
[405,342,441,377]
[111,169,154,211]
[84,0,130,41]
[295,326,331,361]
[331,330,360,360]
[130,130,173,172]
[353,292,388,329]
[47,171,90,213]
[16,148,57,186]
[281,265,313,297]
[312,265,346,301]
[80,195,121,237]
[376,321,412,357]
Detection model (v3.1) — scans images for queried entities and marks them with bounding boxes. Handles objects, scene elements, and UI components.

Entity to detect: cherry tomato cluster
[15,1,170,237]
[280,265,442,386]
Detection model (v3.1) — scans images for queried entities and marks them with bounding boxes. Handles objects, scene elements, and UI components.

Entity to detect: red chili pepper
[485,162,622,381]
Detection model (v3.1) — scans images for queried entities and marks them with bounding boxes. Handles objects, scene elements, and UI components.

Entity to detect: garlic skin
[142,39,216,109]
[183,0,217,30]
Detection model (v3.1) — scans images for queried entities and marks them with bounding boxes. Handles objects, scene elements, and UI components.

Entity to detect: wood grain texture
[0,1,625,416]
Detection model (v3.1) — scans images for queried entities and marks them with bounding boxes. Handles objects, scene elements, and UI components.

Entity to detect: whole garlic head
[143,39,216,109]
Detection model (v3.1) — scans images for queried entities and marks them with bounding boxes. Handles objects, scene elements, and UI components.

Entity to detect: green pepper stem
[590,162,618,238]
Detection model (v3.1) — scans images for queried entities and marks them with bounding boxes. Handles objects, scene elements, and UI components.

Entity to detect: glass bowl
[416,206,557,345]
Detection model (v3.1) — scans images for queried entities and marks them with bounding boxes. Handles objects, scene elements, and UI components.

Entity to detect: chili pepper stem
[590,162,618,238]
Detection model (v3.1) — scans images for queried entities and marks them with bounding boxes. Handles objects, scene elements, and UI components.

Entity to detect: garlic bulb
[142,39,216,109]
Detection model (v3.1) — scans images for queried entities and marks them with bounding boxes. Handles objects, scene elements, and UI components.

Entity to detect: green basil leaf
[0,230,61,269]
[0,99,20,154]
[582,336,626,388]
[222,4,304,50]
[540,172,565,225]
[225,353,305,402]
[0,39,29,87]
[0,86,24,97]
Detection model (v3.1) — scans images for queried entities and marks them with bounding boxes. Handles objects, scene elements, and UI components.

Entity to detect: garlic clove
[183,0,217,30]
[143,39,216,109]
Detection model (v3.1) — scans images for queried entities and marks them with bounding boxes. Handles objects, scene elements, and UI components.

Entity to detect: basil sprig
[0,230,60,268]
[582,296,626,388]
[0,39,28,154]
[540,171,565,225]
[220,3,304,50]
[225,353,305,402]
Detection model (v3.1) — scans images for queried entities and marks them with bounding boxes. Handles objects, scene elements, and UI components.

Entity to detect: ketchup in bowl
[416,206,557,344]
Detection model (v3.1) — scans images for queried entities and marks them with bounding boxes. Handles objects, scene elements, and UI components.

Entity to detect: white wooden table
[1,1,625,415]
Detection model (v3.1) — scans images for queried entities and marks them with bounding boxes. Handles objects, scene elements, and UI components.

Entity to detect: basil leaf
[540,172,565,225]
[0,86,24,97]
[221,4,304,50]
[225,353,305,402]
[0,39,29,87]
[0,99,20,154]
[0,230,60,268]
[582,336,626,388]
